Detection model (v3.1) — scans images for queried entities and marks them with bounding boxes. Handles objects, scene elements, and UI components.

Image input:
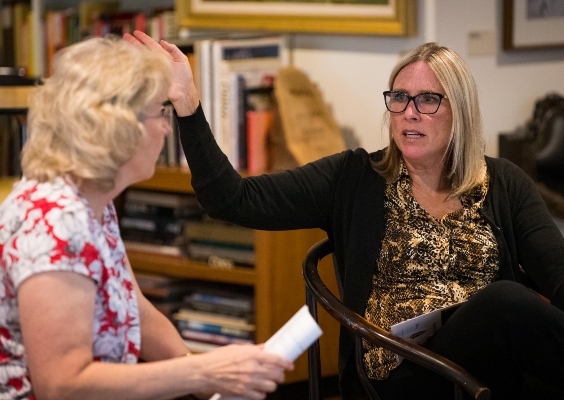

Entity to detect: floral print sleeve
[0,178,140,399]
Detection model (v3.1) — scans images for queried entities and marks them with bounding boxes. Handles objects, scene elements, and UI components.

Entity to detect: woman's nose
[403,99,420,119]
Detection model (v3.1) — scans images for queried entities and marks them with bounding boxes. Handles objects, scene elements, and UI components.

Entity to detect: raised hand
[123,30,200,116]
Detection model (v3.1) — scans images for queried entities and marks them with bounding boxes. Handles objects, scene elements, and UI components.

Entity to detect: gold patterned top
[363,162,500,380]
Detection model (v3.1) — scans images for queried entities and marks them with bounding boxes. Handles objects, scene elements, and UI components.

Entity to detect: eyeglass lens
[162,104,174,121]
[384,92,443,114]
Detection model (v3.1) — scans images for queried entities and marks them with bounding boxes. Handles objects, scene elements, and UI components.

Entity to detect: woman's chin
[129,167,155,186]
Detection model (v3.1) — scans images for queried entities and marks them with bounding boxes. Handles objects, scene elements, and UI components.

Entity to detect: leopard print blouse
[363,163,500,380]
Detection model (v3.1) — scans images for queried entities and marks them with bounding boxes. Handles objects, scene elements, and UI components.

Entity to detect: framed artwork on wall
[503,0,564,50]
[175,0,416,36]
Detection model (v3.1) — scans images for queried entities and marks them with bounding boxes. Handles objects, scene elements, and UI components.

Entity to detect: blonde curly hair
[22,35,172,192]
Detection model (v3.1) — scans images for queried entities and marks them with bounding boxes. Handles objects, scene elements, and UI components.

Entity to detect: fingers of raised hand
[159,40,188,63]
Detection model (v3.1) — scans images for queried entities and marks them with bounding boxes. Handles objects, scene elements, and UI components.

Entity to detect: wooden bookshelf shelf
[0,177,19,202]
[127,249,256,286]
[132,166,194,193]
[0,86,33,112]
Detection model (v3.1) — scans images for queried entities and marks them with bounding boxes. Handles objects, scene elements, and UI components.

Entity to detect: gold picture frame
[503,0,564,51]
[175,0,417,36]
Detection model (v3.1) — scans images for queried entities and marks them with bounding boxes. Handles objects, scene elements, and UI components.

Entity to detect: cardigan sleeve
[496,159,564,311]
[175,105,347,232]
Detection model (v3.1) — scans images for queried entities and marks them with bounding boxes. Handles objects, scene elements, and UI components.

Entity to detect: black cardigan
[178,105,564,398]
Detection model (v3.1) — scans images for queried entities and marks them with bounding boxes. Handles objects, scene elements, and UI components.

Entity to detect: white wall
[290,0,564,156]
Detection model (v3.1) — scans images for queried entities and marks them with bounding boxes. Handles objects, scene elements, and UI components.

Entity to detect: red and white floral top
[0,177,140,399]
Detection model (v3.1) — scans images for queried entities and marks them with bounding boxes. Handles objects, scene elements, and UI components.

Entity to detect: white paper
[390,302,463,362]
[264,305,323,361]
[210,305,322,400]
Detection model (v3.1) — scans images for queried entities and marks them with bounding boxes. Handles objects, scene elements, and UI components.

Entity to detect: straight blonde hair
[374,42,486,196]
[22,35,172,192]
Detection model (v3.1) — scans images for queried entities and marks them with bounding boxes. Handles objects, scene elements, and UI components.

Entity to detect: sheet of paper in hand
[209,305,322,400]
[390,302,463,362]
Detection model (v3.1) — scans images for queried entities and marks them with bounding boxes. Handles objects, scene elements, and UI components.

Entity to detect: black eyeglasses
[383,91,447,114]
[141,100,174,122]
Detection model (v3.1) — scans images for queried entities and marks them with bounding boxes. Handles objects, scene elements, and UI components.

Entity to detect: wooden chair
[302,238,491,400]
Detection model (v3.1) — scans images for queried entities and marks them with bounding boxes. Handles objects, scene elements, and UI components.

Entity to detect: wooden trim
[0,86,33,110]
[132,167,194,193]
[127,249,256,285]
[175,0,417,36]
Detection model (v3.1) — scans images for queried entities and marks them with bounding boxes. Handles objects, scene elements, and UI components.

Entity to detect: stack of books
[121,189,203,256]
[173,283,255,352]
[135,272,194,319]
[184,217,255,268]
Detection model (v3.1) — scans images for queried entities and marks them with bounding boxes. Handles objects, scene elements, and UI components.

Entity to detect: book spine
[195,39,213,132]
[179,329,254,345]
[189,292,252,311]
[176,319,255,340]
[247,110,274,175]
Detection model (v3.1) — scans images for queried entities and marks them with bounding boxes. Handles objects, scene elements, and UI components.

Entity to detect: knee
[476,280,529,300]
[469,280,540,320]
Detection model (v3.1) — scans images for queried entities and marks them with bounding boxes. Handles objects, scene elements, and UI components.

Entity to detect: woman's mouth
[403,131,425,138]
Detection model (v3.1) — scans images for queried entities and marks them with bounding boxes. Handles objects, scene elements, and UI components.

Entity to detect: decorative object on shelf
[503,0,564,51]
[175,0,416,36]
[270,66,346,171]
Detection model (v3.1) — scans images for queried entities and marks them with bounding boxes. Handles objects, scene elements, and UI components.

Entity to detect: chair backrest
[303,238,491,400]
[535,110,564,184]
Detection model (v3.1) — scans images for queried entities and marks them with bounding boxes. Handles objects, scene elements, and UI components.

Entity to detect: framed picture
[503,0,564,50]
[175,0,416,36]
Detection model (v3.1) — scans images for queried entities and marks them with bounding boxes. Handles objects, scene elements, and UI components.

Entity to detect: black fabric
[177,105,564,400]
[370,281,564,400]
[536,113,564,183]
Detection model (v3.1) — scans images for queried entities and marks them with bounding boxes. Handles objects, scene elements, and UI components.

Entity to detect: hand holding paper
[264,305,323,361]
[210,305,322,400]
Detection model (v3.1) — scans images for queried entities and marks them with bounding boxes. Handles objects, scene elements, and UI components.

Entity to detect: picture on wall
[175,0,416,35]
[503,0,564,50]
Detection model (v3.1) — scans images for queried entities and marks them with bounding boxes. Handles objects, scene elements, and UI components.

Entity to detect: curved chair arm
[303,238,491,400]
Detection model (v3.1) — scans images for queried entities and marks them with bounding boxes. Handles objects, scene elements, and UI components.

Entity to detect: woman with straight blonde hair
[375,42,486,197]
[0,35,293,400]
[130,31,564,400]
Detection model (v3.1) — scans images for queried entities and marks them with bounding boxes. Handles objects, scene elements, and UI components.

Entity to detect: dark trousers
[370,280,564,400]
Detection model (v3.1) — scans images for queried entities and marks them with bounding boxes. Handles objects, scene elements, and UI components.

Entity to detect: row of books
[0,0,177,77]
[121,188,256,268]
[136,274,255,353]
[185,215,255,268]
[150,34,287,172]
[120,188,204,256]
[194,34,289,174]
[156,117,189,168]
